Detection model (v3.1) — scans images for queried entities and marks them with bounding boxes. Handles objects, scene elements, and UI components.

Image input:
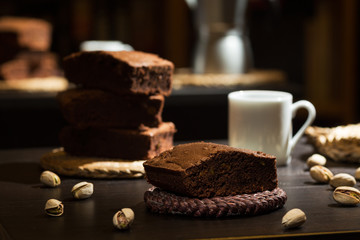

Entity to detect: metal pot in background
[186,0,253,74]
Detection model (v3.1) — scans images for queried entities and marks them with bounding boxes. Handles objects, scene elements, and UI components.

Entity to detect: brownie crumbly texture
[0,17,52,63]
[59,122,176,160]
[0,51,60,80]
[57,88,164,128]
[143,142,278,198]
[144,186,287,217]
[63,51,174,96]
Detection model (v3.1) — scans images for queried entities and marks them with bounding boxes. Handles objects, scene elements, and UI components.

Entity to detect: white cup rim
[228,90,292,102]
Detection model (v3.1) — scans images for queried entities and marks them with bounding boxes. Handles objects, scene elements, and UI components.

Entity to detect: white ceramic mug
[228,90,316,166]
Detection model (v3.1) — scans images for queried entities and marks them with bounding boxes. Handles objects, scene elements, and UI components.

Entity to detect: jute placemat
[0,76,68,92]
[305,124,360,163]
[40,148,145,179]
[172,69,285,88]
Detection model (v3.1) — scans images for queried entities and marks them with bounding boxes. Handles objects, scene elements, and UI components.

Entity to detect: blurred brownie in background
[0,16,62,80]
[0,51,60,80]
[0,16,52,63]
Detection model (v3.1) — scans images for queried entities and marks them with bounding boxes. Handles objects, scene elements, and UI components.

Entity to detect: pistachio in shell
[355,167,360,181]
[309,165,333,183]
[71,181,94,199]
[329,173,356,188]
[40,170,61,187]
[45,199,63,217]
[282,208,306,229]
[306,154,326,168]
[333,186,360,206]
[113,208,135,230]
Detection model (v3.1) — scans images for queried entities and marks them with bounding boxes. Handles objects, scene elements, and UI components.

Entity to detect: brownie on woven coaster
[143,142,278,198]
[63,51,174,96]
[59,122,176,160]
[57,88,164,128]
[144,186,287,217]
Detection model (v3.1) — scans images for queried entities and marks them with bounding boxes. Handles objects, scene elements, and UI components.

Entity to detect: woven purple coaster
[144,187,287,218]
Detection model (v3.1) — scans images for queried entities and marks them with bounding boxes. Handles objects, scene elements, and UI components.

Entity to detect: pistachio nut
[113,208,135,230]
[71,182,94,199]
[306,154,326,168]
[329,173,356,188]
[355,167,360,180]
[333,186,360,206]
[45,199,64,217]
[40,170,61,187]
[282,208,306,229]
[309,165,333,183]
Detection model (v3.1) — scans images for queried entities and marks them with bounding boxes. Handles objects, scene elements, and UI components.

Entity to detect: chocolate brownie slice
[0,17,52,57]
[143,142,278,198]
[59,122,176,160]
[63,51,174,96]
[57,88,164,128]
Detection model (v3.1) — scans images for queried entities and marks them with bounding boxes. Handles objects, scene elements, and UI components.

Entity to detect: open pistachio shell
[45,199,63,216]
[113,208,135,230]
[333,186,360,205]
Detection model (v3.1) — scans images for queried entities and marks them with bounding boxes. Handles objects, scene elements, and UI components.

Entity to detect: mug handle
[290,100,316,152]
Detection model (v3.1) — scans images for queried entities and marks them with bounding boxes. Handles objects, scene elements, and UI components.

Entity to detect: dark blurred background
[0,0,358,148]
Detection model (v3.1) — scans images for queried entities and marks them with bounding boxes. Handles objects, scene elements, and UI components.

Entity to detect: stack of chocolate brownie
[0,16,61,80]
[58,50,176,160]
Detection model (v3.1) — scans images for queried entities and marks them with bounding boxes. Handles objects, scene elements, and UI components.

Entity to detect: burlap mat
[144,187,287,218]
[0,77,68,92]
[305,124,360,163]
[40,148,145,179]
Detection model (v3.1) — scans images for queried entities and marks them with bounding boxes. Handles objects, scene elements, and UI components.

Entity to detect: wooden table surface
[1,138,360,240]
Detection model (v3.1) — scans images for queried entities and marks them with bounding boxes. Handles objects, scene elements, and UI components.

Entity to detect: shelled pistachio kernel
[113,208,135,230]
[40,170,61,187]
[309,165,333,183]
[45,199,63,217]
[333,186,360,206]
[71,182,93,199]
[355,167,360,180]
[306,154,326,168]
[282,208,306,229]
[329,173,356,188]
